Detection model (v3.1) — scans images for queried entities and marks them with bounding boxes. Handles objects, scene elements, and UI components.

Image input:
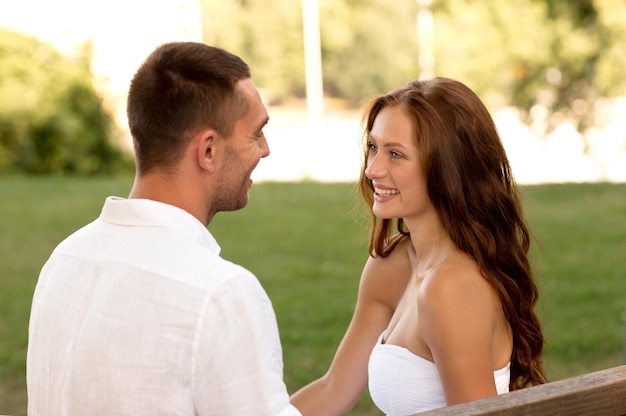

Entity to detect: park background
[0,0,625,414]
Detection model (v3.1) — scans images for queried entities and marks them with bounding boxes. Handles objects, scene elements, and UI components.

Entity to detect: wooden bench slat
[415,365,626,416]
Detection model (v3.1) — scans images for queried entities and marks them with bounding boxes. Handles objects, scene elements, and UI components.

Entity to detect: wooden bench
[416,365,626,416]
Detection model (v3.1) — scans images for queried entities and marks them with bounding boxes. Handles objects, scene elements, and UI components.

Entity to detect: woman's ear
[195,129,219,173]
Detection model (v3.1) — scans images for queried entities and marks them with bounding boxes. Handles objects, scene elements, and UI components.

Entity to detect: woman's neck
[405,215,456,276]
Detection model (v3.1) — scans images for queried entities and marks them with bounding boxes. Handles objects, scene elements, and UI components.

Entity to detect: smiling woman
[365,105,430,221]
[291,77,547,416]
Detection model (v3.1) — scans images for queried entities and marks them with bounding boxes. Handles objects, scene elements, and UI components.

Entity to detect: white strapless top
[368,333,510,416]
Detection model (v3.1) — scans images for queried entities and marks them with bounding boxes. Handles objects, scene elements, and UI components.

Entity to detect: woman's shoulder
[363,235,413,278]
[419,252,498,314]
[360,235,413,307]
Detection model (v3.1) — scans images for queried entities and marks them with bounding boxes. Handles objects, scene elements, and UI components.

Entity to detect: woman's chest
[383,272,433,360]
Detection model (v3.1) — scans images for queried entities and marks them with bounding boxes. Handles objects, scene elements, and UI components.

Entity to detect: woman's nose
[364,155,383,180]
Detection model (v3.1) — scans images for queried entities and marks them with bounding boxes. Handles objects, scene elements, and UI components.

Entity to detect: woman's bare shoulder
[360,236,413,307]
[363,236,413,279]
[419,252,499,322]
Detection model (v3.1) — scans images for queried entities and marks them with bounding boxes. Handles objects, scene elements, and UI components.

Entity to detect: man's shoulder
[48,217,260,295]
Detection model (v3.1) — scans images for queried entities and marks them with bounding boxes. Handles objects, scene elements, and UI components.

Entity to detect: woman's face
[364,105,434,222]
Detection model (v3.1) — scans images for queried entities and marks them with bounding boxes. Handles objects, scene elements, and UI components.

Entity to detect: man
[27,42,301,415]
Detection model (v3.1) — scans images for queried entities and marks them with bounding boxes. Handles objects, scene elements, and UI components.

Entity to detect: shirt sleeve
[193,270,302,416]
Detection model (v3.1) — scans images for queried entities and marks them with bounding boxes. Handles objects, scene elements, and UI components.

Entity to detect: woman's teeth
[375,188,398,196]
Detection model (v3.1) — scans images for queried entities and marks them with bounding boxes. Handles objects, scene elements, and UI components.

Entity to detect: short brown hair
[127,42,251,174]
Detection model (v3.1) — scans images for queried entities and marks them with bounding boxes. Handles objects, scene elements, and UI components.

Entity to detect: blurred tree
[592,0,626,97]
[525,0,605,131]
[432,0,552,108]
[0,29,131,174]
[201,0,626,134]
[203,0,306,104]
[428,0,626,134]
[202,0,420,105]
[319,0,419,105]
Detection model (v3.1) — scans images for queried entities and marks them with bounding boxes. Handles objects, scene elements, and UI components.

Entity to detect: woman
[290,77,547,415]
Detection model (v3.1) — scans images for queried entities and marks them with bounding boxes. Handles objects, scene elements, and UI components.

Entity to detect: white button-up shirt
[27,197,301,416]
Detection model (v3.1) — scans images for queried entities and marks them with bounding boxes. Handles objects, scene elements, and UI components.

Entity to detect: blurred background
[1,1,625,415]
[1,0,625,183]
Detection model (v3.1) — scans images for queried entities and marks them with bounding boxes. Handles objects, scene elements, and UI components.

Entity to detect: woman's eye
[390,150,403,159]
[367,142,378,152]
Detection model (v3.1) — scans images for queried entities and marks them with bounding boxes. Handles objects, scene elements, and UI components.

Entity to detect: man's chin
[231,194,250,212]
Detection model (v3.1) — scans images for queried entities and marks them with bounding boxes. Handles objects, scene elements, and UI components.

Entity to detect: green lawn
[1,176,624,415]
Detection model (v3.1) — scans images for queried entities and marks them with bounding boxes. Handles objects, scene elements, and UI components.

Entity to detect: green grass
[1,177,624,415]
[523,183,626,379]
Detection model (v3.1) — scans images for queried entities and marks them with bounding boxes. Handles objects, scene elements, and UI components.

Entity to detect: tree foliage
[202,0,626,133]
[203,0,307,103]
[2,0,623,175]
[202,0,420,105]
[0,29,131,174]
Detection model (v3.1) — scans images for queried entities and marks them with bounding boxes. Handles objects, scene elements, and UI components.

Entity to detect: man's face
[213,78,270,213]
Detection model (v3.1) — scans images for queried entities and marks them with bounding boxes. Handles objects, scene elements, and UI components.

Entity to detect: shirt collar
[100,196,220,254]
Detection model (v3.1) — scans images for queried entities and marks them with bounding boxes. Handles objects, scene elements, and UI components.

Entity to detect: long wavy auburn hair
[358,77,547,390]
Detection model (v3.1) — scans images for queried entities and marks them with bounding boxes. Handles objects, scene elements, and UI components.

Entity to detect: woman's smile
[374,186,399,202]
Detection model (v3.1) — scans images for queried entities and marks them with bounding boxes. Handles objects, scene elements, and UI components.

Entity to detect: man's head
[127,42,251,175]
[208,77,270,218]
[126,42,270,224]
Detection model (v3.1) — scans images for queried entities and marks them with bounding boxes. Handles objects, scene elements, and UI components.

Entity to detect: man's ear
[196,129,219,173]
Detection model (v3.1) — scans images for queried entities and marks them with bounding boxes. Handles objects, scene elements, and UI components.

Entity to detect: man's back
[27,197,296,415]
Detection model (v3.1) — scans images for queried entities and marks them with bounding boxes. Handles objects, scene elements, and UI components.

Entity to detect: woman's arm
[291,242,412,416]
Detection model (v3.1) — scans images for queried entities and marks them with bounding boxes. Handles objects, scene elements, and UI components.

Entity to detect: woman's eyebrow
[369,134,409,150]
